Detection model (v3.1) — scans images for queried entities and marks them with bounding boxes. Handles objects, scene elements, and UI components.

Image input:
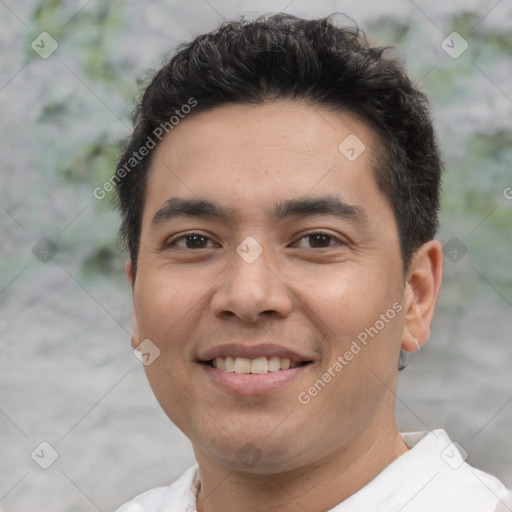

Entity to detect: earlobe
[125,259,134,289]
[402,240,443,352]
[125,259,141,349]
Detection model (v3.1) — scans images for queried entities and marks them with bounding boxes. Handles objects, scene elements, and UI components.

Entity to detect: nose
[210,243,293,323]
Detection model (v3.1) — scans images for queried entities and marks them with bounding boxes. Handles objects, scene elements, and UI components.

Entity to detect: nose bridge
[211,237,292,322]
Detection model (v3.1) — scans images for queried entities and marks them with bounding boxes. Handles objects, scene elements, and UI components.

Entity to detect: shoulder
[114,465,199,512]
[335,430,512,512]
[400,430,512,511]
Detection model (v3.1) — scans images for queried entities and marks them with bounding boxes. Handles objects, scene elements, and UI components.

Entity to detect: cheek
[134,264,204,340]
[298,266,394,333]
[296,264,404,384]
[134,269,205,429]
[302,271,404,430]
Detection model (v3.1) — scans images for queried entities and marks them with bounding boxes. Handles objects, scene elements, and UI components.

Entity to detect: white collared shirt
[115,429,512,512]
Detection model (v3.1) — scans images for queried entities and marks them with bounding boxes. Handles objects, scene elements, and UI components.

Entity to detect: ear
[125,259,134,288]
[402,240,443,352]
[125,259,141,350]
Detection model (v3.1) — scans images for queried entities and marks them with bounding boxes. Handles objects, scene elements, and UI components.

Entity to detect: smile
[206,356,309,374]
[197,343,314,394]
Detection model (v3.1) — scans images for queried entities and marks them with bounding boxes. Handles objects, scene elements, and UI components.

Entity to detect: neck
[195,421,408,512]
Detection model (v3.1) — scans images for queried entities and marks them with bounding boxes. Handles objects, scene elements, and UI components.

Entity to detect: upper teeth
[212,356,297,374]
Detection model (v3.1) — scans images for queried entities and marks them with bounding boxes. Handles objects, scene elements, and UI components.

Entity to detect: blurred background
[0,0,511,510]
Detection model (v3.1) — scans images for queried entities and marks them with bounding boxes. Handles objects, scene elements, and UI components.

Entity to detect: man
[114,13,511,512]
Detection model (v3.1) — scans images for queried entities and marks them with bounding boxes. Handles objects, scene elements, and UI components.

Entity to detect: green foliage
[366,17,411,46]
[60,138,120,186]
[452,11,512,57]
[83,242,126,280]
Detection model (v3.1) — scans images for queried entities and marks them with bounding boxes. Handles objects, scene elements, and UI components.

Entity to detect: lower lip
[199,363,309,395]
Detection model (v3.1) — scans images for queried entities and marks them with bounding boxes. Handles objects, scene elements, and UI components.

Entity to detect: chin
[196,430,311,476]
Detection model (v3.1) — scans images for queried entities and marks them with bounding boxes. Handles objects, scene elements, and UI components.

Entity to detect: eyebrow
[150,196,367,228]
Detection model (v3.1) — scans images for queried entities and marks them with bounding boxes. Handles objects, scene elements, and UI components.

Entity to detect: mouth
[203,356,312,374]
[197,343,314,395]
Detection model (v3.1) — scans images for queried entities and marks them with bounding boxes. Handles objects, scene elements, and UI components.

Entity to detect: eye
[293,232,345,249]
[165,233,216,249]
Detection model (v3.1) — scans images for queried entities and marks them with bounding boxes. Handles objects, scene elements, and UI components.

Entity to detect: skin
[126,100,443,512]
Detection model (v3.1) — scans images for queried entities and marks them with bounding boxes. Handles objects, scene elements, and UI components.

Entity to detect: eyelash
[165,231,347,250]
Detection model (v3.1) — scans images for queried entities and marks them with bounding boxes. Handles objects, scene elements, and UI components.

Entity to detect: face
[128,100,412,474]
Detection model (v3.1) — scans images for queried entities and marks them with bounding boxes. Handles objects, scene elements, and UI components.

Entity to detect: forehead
[142,100,387,228]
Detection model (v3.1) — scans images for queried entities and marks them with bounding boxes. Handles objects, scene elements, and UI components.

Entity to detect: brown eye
[308,234,332,248]
[166,233,214,249]
[184,235,209,248]
[294,232,343,249]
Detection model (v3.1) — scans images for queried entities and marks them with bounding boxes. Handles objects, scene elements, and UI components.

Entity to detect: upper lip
[198,343,314,364]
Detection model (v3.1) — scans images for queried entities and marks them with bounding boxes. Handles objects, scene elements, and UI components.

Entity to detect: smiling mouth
[203,356,312,374]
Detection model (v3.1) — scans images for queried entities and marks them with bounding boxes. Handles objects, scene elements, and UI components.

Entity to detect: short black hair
[115,13,442,279]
